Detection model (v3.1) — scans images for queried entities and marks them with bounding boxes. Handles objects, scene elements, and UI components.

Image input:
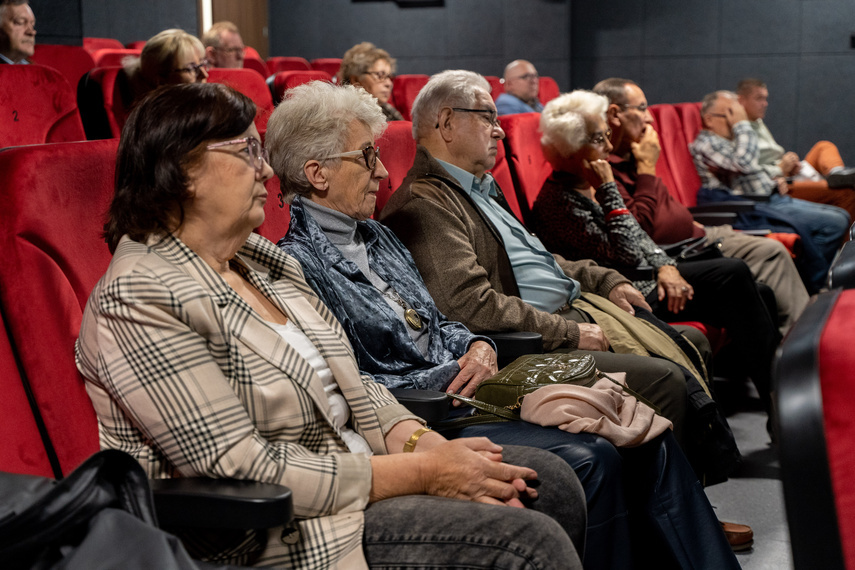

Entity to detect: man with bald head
[496,59,543,115]
[0,0,35,64]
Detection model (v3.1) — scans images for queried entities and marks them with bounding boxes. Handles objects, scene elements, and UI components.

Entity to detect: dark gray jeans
[362,445,585,570]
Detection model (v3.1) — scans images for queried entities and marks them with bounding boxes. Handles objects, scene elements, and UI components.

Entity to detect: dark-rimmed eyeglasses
[214,46,245,56]
[206,136,269,174]
[620,103,649,113]
[452,108,501,129]
[321,144,380,172]
[512,73,539,82]
[363,70,394,82]
[174,59,210,76]
[588,129,612,146]
[706,113,728,119]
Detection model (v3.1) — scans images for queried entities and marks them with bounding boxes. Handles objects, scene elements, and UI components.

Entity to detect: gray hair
[540,90,608,156]
[266,81,387,202]
[592,77,636,107]
[700,90,735,116]
[202,21,239,48]
[0,0,28,21]
[411,69,491,141]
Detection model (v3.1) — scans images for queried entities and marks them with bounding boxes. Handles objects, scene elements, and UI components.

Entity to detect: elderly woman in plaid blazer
[75,82,586,569]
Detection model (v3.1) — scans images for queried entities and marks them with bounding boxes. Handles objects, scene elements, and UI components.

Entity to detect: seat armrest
[150,478,293,529]
[691,212,738,226]
[608,264,656,283]
[486,331,543,368]
[388,388,450,423]
[689,201,755,213]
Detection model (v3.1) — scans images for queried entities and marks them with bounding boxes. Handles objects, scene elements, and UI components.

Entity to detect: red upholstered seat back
[0,65,86,147]
[489,140,524,223]
[30,44,95,89]
[390,74,429,121]
[125,40,147,50]
[91,48,140,68]
[242,55,270,78]
[675,102,703,144]
[310,58,342,78]
[375,121,417,216]
[819,290,855,569]
[256,175,292,243]
[501,112,551,224]
[0,307,54,477]
[538,76,560,105]
[77,66,133,139]
[268,70,332,104]
[485,76,504,101]
[0,139,120,476]
[266,56,311,74]
[207,68,274,139]
[649,103,702,207]
[82,37,124,54]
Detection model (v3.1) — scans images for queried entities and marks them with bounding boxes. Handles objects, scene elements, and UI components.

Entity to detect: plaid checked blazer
[76,231,420,568]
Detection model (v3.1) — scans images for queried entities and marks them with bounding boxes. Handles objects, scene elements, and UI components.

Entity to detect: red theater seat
[649,103,703,207]
[375,121,417,216]
[256,176,292,243]
[310,58,342,79]
[91,48,140,68]
[77,66,134,139]
[267,70,332,104]
[243,54,270,78]
[390,74,429,122]
[30,44,95,89]
[500,112,551,225]
[207,68,274,138]
[0,65,86,147]
[266,56,311,74]
[125,40,147,50]
[82,37,124,54]
[775,288,855,570]
[0,139,119,476]
[485,76,504,100]
[538,76,560,105]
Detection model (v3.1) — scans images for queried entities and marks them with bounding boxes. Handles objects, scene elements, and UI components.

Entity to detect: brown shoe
[721,521,754,551]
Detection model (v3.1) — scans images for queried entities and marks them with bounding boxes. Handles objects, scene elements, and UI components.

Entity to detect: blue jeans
[439,424,739,570]
[767,193,848,264]
[362,444,584,569]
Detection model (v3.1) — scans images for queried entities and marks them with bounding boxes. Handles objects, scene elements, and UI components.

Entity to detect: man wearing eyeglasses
[202,21,245,69]
[0,0,35,65]
[593,77,808,333]
[496,60,543,115]
[381,70,714,453]
[690,90,848,291]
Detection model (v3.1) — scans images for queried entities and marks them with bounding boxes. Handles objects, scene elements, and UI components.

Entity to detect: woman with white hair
[268,80,741,570]
[532,90,781,442]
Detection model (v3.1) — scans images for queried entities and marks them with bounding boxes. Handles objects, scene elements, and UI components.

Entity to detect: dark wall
[269,0,572,90]
[30,0,197,46]
[570,0,855,160]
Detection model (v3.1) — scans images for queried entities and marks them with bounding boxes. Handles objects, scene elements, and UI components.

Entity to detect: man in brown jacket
[380,70,715,446]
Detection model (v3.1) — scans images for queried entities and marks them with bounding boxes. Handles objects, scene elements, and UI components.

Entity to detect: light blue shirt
[436,159,579,312]
[0,53,29,64]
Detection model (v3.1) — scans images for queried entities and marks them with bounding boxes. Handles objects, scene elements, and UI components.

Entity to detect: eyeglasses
[620,103,649,113]
[512,73,539,82]
[588,129,613,146]
[321,144,380,172]
[214,46,245,56]
[705,113,728,119]
[206,136,269,174]
[452,108,501,129]
[363,70,394,82]
[174,59,210,76]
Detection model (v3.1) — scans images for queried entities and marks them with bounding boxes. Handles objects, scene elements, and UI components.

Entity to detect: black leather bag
[0,450,221,570]
[663,236,724,262]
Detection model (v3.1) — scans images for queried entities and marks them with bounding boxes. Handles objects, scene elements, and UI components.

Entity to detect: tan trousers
[789,141,855,223]
[703,225,809,334]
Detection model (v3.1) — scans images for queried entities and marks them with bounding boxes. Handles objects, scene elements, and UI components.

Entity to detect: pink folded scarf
[520,372,672,447]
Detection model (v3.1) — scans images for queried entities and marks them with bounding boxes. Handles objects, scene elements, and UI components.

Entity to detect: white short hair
[410,70,491,141]
[266,81,387,202]
[540,90,609,156]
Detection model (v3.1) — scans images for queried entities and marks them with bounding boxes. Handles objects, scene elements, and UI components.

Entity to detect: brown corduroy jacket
[380,145,630,351]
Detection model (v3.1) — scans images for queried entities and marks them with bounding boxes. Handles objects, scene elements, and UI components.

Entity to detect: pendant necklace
[384,289,423,330]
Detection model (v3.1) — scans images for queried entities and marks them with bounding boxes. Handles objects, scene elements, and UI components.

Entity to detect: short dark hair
[592,77,636,106]
[736,78,766,97]
[105,83,256,252]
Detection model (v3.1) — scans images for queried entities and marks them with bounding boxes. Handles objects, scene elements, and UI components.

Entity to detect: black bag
[0,450,223,570]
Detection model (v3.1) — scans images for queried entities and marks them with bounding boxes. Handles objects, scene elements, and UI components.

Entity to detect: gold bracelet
[402,427,432,453]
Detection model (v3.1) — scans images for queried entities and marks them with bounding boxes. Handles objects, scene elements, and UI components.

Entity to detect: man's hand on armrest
[607,282,652,316]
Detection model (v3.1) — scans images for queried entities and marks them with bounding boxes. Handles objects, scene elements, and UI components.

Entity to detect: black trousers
[646,257,782,413]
